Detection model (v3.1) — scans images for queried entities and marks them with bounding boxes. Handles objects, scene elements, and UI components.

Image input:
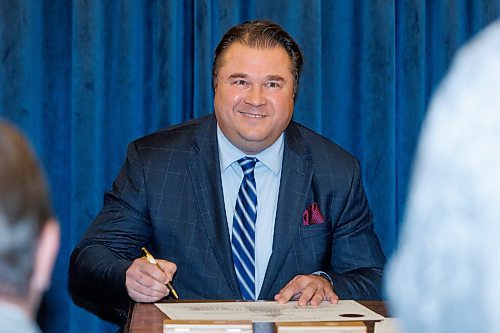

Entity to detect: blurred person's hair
[0,121,53,298]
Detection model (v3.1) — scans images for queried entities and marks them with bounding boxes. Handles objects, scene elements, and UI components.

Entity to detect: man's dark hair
[212,20,304,96]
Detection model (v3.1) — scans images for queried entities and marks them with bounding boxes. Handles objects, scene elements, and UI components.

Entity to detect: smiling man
[69,20,386,325]
[214,42,294,155]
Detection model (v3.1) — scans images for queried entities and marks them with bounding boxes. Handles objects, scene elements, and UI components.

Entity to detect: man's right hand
[125,257,177,302]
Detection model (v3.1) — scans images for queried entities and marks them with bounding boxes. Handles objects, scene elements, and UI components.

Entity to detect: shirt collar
[0,301,41,333]
[217,125,284,176]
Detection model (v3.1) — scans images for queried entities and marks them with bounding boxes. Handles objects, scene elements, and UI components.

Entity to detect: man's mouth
[238,111,266,118]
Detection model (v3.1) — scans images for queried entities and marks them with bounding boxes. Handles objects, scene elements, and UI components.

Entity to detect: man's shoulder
[133,113,215,150]
[288,121,358,164]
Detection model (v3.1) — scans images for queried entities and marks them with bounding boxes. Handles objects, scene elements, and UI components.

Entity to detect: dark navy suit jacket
[69,114,385,324]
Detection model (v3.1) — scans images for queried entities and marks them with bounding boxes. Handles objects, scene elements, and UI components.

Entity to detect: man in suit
[0,121,60,333]
[69,20,385,325]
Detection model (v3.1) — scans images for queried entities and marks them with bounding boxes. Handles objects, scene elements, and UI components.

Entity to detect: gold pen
[141,247,179,299]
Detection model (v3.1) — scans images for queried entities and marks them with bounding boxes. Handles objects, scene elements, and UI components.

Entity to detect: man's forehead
[221,41,289,59]
[218,42,292,74]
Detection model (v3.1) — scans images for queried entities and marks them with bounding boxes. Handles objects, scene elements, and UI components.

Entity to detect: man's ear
[30,218,60,293]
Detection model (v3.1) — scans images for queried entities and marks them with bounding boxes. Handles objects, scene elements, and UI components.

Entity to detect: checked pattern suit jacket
[69,113,385,324]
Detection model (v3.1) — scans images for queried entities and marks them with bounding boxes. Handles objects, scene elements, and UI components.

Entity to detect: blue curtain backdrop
[1,1,499,332]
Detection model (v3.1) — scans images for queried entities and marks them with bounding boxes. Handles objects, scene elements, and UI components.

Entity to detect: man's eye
[265,82,281,88]
[233,80,249,86]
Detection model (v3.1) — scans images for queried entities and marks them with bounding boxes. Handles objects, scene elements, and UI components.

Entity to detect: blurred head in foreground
[0,121,60,330]
[386,20,500,333]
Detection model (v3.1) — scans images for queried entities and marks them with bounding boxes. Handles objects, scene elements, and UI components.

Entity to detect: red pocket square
[302,202,325,226]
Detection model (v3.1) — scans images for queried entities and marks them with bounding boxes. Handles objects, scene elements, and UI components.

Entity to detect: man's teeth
[241,112,264,118]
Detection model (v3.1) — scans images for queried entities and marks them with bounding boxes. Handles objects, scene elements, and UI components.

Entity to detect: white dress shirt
[0,302,41,333]
[217,125,284,298]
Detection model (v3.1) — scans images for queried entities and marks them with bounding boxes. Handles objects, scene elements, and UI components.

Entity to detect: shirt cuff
[311,271,334,286]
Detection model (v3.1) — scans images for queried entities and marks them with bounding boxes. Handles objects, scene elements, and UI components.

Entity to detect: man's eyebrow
[226,73,285,81]
[266,75,285,82]
[228,73,248,79]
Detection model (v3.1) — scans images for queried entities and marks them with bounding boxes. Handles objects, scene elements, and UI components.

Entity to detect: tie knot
[237,157,257,179]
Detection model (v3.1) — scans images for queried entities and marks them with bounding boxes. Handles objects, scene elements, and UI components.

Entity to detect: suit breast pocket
[298,220,332,239]
[294,221,333,270]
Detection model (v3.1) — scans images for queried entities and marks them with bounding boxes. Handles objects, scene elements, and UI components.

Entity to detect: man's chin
[235,136,270,155]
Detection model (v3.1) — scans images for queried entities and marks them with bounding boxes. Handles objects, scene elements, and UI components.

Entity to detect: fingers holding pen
[156,259,177,284]
[125,257,177,302]
[126,257,167,302]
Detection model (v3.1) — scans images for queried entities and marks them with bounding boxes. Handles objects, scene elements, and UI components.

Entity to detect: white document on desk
[155,300,384,323]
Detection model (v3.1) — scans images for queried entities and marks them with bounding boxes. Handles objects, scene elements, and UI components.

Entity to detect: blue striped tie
[232,157,258,300]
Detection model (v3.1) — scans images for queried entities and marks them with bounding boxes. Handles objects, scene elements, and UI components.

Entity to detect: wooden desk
[125,301,388,333]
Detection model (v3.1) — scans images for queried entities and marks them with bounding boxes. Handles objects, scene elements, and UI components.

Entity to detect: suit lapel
[187,115,240,298]
[259,122,313,298]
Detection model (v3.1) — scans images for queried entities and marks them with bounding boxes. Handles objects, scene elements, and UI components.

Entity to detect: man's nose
[244,86,266,106]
